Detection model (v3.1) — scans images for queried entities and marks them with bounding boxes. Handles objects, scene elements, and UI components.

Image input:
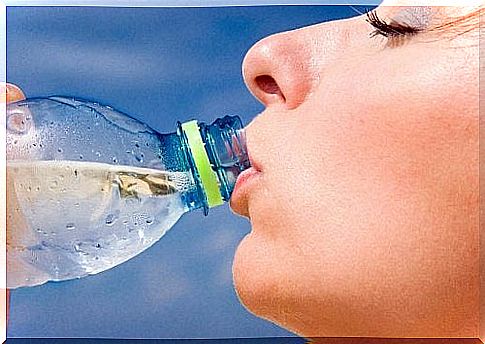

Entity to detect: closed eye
[366,10,422,39]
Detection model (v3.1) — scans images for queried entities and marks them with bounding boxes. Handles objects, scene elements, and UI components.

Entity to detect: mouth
[230,154,262,218]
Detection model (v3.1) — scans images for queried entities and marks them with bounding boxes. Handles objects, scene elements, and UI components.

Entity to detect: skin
[230,1,480,338]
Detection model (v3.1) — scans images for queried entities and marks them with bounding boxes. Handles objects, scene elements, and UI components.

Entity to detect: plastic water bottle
[6,96,250,289]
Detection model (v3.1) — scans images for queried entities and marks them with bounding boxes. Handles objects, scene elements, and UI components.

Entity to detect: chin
[232,230,319,337]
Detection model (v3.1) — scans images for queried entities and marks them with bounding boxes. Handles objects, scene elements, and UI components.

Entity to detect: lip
[233,167,260,196]
[230,166,261,217]
[229,123,262,216]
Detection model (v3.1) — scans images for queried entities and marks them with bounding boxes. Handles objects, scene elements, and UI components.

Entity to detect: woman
[4,0,482,340]
[230,0,482,339]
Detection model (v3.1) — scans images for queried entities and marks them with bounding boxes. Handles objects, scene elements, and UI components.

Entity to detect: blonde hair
[431,6,483,35]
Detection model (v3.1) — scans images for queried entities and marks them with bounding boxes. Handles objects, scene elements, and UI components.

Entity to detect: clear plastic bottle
[6,96,250,289]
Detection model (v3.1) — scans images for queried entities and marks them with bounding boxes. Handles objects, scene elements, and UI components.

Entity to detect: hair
[431,6,483,35]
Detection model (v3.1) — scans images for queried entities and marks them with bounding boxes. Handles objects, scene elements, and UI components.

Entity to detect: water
[7,160,190,289]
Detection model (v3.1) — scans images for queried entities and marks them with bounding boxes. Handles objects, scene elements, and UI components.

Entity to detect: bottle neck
[177,115,250,215]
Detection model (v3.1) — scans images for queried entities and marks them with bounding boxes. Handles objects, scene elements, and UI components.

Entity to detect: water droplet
[36,186,41,192]
[35,228,42,233]
[74,243,82,252]
[95,151,101,157]
[95,243,101,249]
[105,214,117,226]
[112,157,118,163]
[135,154,144,163]
[135,143,140,148]
[57,148,63,153]
[66,223,75,230]
[27,186,32,192]
[146,217,154,225]
[79,154,83,160]
[74,202,80,207]
[13,140,18,144]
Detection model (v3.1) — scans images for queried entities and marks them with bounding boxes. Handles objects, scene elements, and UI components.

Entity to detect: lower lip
[232,167,261,198]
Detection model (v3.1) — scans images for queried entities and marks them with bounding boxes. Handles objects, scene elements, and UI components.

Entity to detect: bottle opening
[202,116,251,201]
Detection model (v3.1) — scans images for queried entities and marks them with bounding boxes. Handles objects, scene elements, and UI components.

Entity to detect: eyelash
[365,10,422,39]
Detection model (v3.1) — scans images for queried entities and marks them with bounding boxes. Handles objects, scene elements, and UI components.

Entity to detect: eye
[366,10,422,39]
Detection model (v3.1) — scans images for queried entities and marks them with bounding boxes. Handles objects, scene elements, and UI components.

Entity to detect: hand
[1,82,26,327]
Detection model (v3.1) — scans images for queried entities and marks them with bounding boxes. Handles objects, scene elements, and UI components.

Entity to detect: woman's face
[230,1,480,337]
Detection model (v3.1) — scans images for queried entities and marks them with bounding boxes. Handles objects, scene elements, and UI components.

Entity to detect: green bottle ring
[181,120,224,208]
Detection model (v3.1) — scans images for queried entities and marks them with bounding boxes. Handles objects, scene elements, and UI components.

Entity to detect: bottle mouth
[202,116,251,201]
[178,115,250,215]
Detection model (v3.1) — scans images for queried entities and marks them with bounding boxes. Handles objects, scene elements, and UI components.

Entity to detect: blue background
[7,5,368,339]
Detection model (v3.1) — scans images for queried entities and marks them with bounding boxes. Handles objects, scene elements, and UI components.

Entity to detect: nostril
[255,75,286,101]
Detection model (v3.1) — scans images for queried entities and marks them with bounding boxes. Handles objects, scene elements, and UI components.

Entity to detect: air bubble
[113,157,118,163]
[105,214,117,226]
[49,180,58,189]
[66,223,75,230]
[135,154,144,163]
[57,148,63,153]
[79,155,83,160]
[95,151,101,157]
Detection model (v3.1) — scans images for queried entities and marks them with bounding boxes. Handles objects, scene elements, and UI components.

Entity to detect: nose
[242,28,321,109]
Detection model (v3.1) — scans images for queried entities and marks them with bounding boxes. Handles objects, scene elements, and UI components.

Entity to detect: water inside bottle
[7,160,191,288]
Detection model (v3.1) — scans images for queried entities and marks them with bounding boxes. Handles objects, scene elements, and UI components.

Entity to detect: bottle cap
[181,120,224,208]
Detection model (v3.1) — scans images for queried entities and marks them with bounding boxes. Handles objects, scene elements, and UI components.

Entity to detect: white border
[1,1,482,342]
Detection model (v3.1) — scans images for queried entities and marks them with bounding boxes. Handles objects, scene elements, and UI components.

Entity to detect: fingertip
[1,83,26,104]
